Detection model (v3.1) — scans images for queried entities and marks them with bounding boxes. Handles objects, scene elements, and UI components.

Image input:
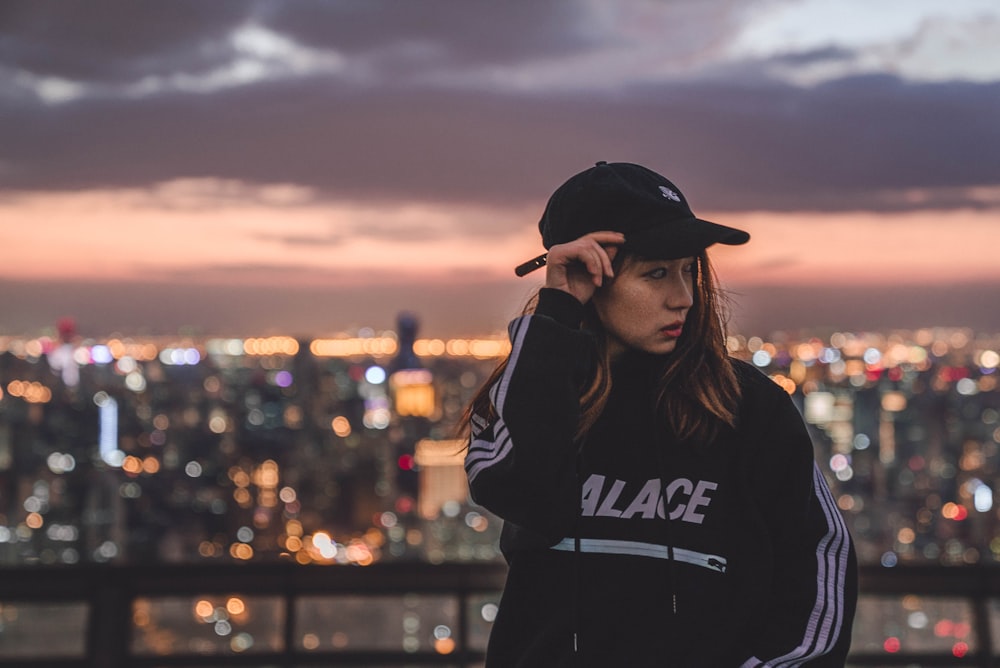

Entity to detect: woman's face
[591,255,696,358]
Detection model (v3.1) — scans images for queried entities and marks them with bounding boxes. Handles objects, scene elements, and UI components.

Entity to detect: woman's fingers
[544,231,625,299]
[583,244,611,286]
[562,232,623,277]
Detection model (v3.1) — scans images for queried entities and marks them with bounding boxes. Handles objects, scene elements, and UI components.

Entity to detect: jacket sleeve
[464,288,593,543]
[735,381,858,667]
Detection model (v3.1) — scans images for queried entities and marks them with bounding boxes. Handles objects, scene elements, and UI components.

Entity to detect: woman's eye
[645,263,695,279]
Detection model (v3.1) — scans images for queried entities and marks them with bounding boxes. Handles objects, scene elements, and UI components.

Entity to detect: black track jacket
[465,288,857,667]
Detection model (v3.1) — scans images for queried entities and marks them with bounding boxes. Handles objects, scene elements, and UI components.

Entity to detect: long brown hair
[461,250,741,445]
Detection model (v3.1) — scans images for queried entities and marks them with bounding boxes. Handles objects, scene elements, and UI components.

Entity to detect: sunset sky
[2,0,999,339]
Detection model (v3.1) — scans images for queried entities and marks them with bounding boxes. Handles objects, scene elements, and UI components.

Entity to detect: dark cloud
[262,0,591,67]
[0,0,595,92]
[612,74,1000,212]
[766,45,856,66]
[3,72,999,217]
[0,0,253,83]
[1,1,998,218]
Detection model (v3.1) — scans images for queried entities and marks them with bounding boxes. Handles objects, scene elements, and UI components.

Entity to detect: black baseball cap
[515,161,750,276]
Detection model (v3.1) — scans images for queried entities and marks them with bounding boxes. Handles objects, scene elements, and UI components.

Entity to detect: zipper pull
[672,593,678,614]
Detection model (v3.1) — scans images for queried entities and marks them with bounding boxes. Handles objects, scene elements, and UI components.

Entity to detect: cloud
[1,0,998,218]
[766,46,856,67]
[727,1,1000,84]
[4,70,998,215]
[263,0,594,67]
[2,2,998,338]
[137,179,317,210]
[263,219,444,246]
[262,231,347,248]
[0,1,253,84]
[751,256,800,271]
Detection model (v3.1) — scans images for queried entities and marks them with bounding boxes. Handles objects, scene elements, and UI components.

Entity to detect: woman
[464,161,857,666]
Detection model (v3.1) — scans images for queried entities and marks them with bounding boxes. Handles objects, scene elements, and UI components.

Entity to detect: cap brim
[514,217,749,276]
[621,217,749,260]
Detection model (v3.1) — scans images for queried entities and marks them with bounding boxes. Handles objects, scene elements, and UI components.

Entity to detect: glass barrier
[295,593,458,654]
[851,593,975,656]
[132,594,284,656]
[466,592,500,652]
[0,601,88,658]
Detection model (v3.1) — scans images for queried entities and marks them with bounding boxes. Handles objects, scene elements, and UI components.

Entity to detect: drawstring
[573,447,584,664]
[654,434,678,617]
[662,487,678,617]
[656,443,679,666]
[574,531,581,656]
[573,529,581,660]
[666,528,678,614]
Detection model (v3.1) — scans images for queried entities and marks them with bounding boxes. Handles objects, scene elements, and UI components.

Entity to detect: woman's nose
[666,279,694,310]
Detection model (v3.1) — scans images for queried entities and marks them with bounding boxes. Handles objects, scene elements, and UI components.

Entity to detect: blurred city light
[0,316,998,667]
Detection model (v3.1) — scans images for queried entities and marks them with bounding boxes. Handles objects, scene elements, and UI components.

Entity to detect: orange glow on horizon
[2,187,999,293]
[706,209,1000,286]
[0,185,537,286]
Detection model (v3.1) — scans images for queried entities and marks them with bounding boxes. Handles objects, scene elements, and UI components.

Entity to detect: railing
[0,561,507,668]
[0,562,998,667]
[850,565,999,667]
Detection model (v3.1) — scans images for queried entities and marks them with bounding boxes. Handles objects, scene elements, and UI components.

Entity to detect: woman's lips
[661,322,684,337]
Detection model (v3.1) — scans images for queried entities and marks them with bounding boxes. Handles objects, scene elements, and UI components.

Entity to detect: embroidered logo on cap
[659,185,681,202]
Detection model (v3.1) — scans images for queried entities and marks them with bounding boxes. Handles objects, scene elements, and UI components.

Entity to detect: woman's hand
[544,231,625,304]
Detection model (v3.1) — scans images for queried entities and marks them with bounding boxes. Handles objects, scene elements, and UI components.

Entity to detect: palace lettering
[580,473,719,524]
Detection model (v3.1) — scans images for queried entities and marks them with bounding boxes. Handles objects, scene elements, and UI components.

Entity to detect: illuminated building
[389,313,436,419]
[46,316,80,388]
[0,319,996,570]
[388,313,436,502]
[390,369,436,418]
[414,439,468,520]
[2,316,998,664]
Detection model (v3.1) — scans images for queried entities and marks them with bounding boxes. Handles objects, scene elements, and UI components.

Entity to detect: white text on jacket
[580,473,718,524]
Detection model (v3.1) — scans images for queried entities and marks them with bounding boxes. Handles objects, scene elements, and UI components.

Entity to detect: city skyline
[2,316,998,571]
[2,1,999,338]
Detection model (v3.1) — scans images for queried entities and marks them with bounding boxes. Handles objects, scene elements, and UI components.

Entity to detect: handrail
[851,564,996,666]
[0,561,508,668]
[1,563,998,667]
